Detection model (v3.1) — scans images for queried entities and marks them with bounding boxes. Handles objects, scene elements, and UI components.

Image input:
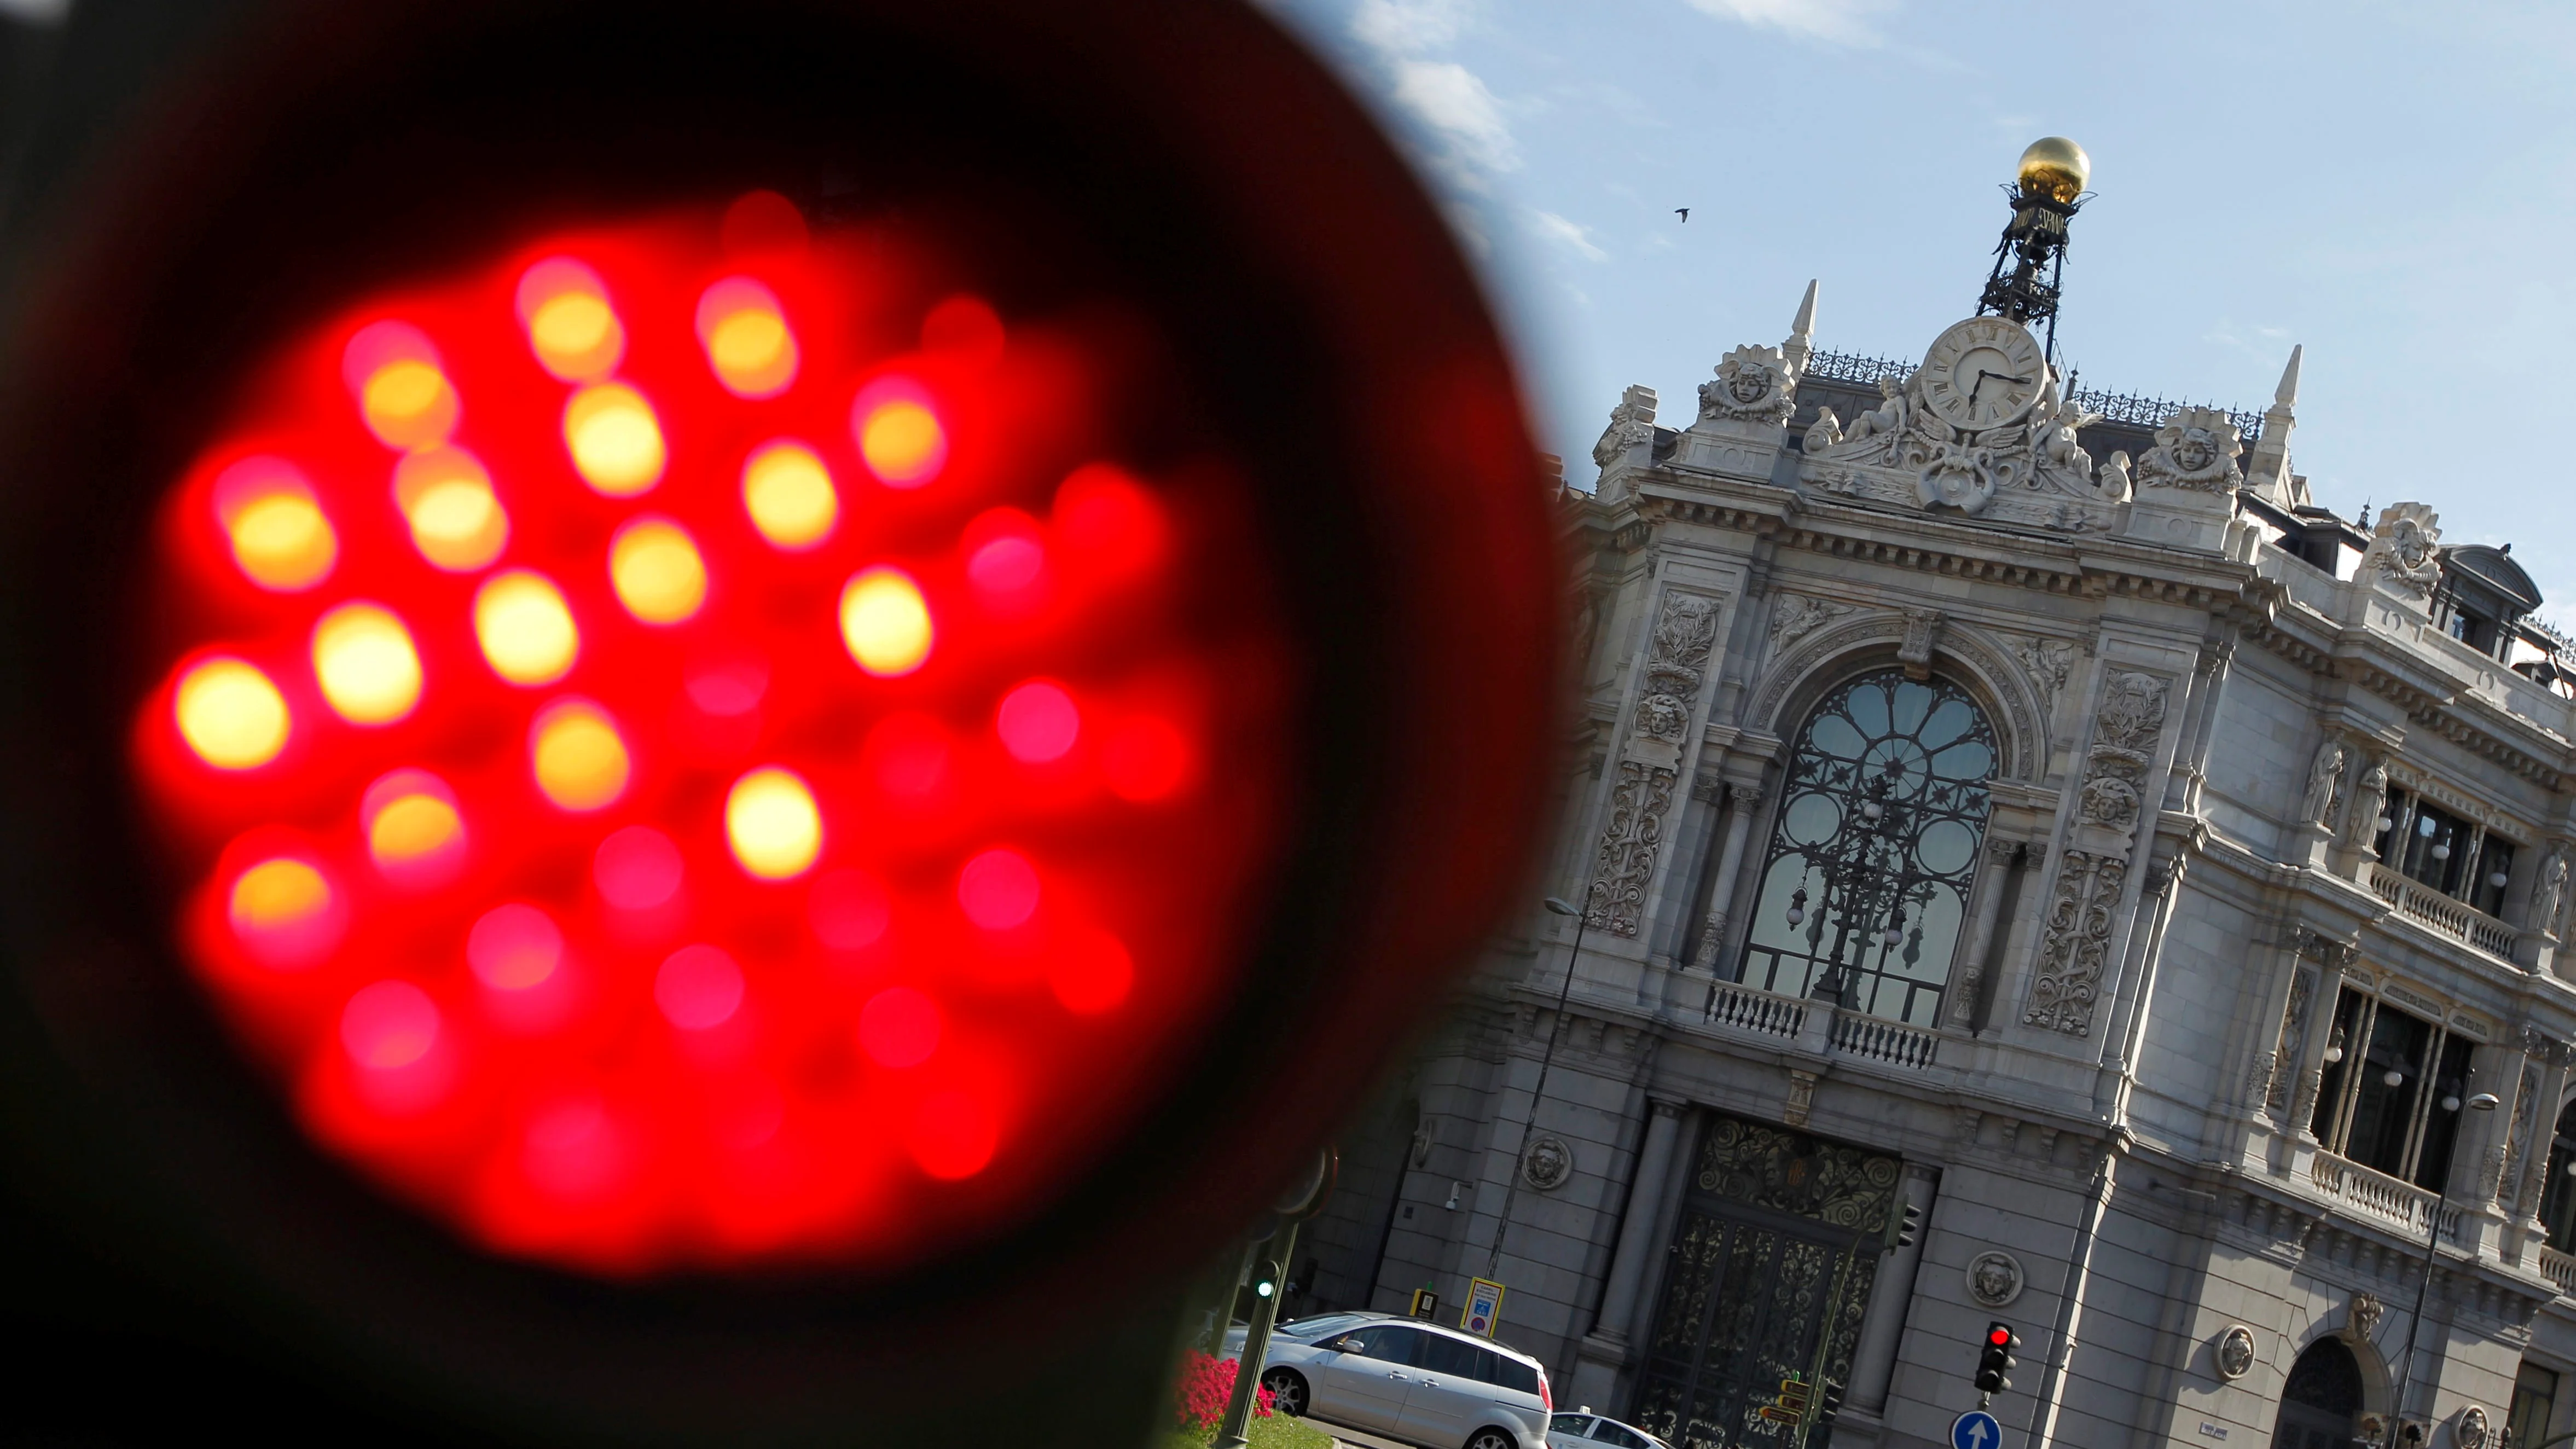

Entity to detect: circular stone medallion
[1521,1133,1574,1191]
[1965,1249,2024,1308]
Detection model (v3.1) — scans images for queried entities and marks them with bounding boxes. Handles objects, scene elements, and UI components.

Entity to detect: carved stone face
[2172,432,2215,472]
[1727,364,1771,404]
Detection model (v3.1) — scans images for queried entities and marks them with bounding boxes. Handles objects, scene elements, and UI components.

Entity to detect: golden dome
[2015,137,2090,204]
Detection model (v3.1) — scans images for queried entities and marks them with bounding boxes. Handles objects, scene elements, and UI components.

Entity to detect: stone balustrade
[2369,863,2517,961]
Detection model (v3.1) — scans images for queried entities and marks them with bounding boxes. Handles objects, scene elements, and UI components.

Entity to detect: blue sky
[1263,0,2576,619]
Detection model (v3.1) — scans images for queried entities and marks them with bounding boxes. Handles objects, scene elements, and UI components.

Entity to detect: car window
[1278,1313,1370,1340]
[1417,1332,1483,1378]
[1598,1424,1653,1449]
[1489,1354,1540,1395]
[1551,1413,1599,1439]
[1342,1325,1422,1364]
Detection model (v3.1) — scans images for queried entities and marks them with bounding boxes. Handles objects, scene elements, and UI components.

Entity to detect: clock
[1919,317,2047,432]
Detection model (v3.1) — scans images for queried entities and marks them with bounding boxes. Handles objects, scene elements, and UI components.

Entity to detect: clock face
[1920,318,2047,432]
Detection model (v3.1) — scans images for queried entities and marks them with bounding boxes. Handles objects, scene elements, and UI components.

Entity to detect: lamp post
[2386,1088,2499,1449]
[1483,896,1586,1284]
[1976,136,2092,366]
[1784,763,1933,1015]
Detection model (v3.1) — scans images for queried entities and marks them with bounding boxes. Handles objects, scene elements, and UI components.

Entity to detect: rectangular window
[2542,1134,2576,1253]
[2315,990,2470,1191]
[2508,1361,2558,1449]
[2372,790,2517,918]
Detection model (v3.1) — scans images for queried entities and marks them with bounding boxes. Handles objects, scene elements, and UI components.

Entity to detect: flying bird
[1675,207,1690,222]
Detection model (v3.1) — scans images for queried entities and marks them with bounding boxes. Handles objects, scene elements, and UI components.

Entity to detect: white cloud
[1530,211,1608,262]
[1352,0,1472,56]
[1682,0,1895,48]
[1390,59,1522,176]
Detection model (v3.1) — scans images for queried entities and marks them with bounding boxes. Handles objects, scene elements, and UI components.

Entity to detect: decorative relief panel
[2025,669,2171,1036]
[1769,593,1855,652]
[2134,408,2244,494]
[1697,344,1796,426]
[2016,636,2075,710]
[1585,588,1723,935]
[2260,966,2315,1115]
[2362,502,2442,598]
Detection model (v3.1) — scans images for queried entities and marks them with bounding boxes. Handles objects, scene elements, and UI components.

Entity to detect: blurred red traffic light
[131,202,1298,1276]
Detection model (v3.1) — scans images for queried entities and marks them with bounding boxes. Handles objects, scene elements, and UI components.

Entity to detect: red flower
[1171,1349,1277,1429]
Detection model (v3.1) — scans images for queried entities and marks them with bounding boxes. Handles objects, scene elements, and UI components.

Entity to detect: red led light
[1988,1328,2013,1346]
[130,198,1296,1276]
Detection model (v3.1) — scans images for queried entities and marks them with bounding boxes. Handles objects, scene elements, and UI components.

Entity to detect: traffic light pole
[1213,1218,1299,1449]
[1790,1231,1867,1449]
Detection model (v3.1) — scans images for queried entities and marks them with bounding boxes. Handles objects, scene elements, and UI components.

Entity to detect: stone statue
[2349,762,2388,850]
[1803,407,1843,454]
[2136,407,2246,494]
[2364,502,2444,598]
[1841,375,1907,444]
[2535,845,2570,939]
[2096,450,2132,500]
[2301,739,2346,826]
[2032,405,2102,478]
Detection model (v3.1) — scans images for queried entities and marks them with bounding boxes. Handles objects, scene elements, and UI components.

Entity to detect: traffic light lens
[127,195,1298,1276]
[1989,1328,2011,1346]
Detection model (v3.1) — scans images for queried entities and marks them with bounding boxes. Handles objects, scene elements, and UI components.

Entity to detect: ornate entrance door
[2272,1339,2363,1449]
[1630,1115,1900,1449]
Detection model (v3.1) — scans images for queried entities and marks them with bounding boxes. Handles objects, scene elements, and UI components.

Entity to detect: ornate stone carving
[2500,1060,2539,1209]
[2348,761,2389,853]
[2291,925,2360,969]
[2347,1291,2384,1343]
[1768,593,1855,652]
[2023,850,2127,1036]
[1636,692,1691,744]
[2017,637,2075,709]
[1965,1250,2025,1308]
[2534,843,2570,940]
[2301,738,2347,828]
[2096,450,2132,500]
[1917,443,2001,514]
[1521,1133,1574,1191]
[2134,407,2245,494]
[2264,967,2316,1114]
[2215,1325,2256,1381]
[2363,501,2443,598]
[1802,408,1843,454]
[1783,1068,1817,1128]
[1411,1114,1436,1168]
[1586,760,1677,936]
[2067,670,2168,837]
[1592,385,1658,472]
[1698,344,1796,425]
[2457,1405,2490,1449]
[1897,606,1944,677]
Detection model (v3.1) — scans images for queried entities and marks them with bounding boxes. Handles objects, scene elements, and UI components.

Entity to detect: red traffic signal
[1975,1322,2022,1395]
[0,0,1559,1440]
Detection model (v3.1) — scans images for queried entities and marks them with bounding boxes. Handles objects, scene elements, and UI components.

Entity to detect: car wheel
[1259,1367,1309,1418]
[1464,1428,1517,1449]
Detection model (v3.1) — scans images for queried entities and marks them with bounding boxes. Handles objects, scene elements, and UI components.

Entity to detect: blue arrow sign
[1953,1409,2003,1449]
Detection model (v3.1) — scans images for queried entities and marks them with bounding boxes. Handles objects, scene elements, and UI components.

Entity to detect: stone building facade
[1292,271,2576,1449]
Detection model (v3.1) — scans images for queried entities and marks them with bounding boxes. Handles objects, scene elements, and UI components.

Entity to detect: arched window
[2273,1338,2364,1449]
[1736,669,1995,1027]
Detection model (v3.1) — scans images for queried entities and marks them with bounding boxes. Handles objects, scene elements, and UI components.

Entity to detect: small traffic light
[1253,1261,1282,1300]
[1816,1378,1846,1420]
[1885,1201,1923,1251]
[1760,1374,1811,1424]
[1974,1322,2020,1395]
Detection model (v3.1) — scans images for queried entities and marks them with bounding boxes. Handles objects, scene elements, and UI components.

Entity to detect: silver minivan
[1254,1318,1553,1449]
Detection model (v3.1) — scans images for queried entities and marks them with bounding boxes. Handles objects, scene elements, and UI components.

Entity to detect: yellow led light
[362,359,459,450]
[226,490,338,591]
[563,383,666,496]
[742,441,837,549]
[230,859,330,932]
[311,603,423,726]
[174,657,288,769]
[474,570,579,686]
[859,400,944,486]
[726,767,822,880]
[608,517,708,625]
[369,793,463,866]
[532,294,623,380]
[531,700,630,812]
[839,567,933,676]
[393,447,508,571]
[697,277,800,398]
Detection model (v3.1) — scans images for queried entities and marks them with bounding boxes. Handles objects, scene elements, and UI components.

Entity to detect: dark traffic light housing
[1885,1201,1923,1251]
[1975,1322,2021,1395]
[0,1,1558,1442]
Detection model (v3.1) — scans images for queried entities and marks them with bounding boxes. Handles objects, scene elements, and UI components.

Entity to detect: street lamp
[1783,763,1934,1013]
[1482,896,1587,1285]
[2386,1089,2499,1449]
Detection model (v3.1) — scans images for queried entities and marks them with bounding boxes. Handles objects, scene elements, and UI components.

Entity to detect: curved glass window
[1737,670,1994,1026]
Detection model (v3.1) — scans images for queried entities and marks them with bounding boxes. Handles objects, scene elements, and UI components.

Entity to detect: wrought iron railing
[1796,350,2264,444]
[2368,862,2519,960]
